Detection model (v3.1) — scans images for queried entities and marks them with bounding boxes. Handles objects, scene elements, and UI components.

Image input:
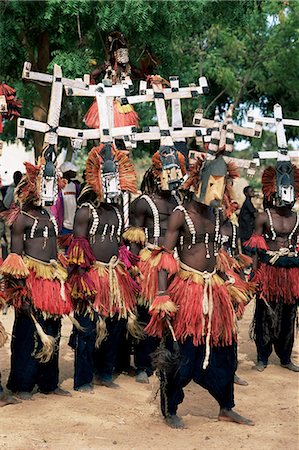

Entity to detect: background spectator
[51,162,80,234]
[3,171,22,210]
[238,186,257,254]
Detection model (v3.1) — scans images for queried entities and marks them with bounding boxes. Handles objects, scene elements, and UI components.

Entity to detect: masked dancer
[245,159,299,372]
[145,148,254,428]
[124,147,186,383]
[67,143,141,391]
[0,146,72,399]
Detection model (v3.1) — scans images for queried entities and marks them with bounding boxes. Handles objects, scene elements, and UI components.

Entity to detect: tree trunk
[31,31,51,157]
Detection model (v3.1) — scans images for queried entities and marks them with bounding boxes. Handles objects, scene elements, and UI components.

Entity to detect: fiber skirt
[252,263,299,304]
[89,259,139,318]
[18,256,71,316]
[167,268,238,347]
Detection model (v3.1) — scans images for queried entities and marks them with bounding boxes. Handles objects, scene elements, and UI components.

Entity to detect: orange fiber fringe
[68,270,97,309]
[67,237,96,268]
[0,253,29,278]
[145,295,177,338]
[138,248,179,306]
[168,273,237,347]
[89,263,139,319]
[244,234,268,251]
[26,271,72,315]
[84,99,139,129]
[252,263,299,304]
[122,226,146,245]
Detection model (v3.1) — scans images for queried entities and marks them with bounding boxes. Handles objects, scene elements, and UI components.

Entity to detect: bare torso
[74,203,122,263]
[257,207,299,251]
[11,207,57,262]
[131,192,181,246]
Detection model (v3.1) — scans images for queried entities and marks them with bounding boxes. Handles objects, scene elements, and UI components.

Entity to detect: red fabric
[89,263,139,318]
[253,263,299,304]
[244,234,268,251]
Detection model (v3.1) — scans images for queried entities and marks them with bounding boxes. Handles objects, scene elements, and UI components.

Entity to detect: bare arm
[129,198,148,255]
[73,206,90,238]
[11,214,25,255]
[252,212,267,270]
[158,210,184,292]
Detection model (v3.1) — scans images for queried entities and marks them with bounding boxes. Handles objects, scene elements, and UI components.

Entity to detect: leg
[193,344,254,426]
[71,313,96,391]
[253,296,273,369]
[233,341,248,386]
[94,316,126,387]
[114,325,132,375]
[7,311,38,397]
[0,371,21,406]
[161,337,194,429]
[273,301,298,371]
[37,317,71,396]
[135,306,159,383]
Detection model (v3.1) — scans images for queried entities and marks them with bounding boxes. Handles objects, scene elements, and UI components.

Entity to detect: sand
[0,302,298,450]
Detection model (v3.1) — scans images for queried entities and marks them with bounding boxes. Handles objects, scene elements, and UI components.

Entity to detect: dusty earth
[0,303,298,450]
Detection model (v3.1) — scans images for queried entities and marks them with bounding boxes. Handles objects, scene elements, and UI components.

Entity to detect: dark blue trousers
[69,313,96,390]
[135,305,159,376]
[254,297,297,365]
[7,311,61,393]
[94,316,126,382]
[160,337,235,417]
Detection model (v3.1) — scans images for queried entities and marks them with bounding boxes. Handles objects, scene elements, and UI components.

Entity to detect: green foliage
[0,0,298,150]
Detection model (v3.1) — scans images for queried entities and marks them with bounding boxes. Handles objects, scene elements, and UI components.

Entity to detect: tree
[0,0,298,155]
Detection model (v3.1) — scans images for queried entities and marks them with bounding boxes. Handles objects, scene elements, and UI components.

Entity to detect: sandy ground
[0,303,298,450]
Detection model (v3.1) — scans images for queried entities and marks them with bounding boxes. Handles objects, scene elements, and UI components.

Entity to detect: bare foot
[219,408,254,426]
[136,371,149,384]
[39,387,72,397]
[98,380,119,389]
[0,393,21,407]
[281,362,299,372]
[254,361,266,372]
[53,387,72,397]
[165,414,185,429]
[234,374,248,386]
[74,383,94,393]
[15,391,34,401]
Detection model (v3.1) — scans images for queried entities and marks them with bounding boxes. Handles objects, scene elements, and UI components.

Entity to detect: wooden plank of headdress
[22,61,89,91]
[193,105,262,175]
[248,104,299,163]
[65,75,209,148]
[170,76,185,143]
[18,63,88,150]
[198,110,263,141]
[65,76,209,102]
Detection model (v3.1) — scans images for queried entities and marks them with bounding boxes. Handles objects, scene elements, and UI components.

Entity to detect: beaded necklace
[265,208,299,249]
[23,210,58,247]
[174,205,222,259]
[221,222,237,256]
[141,194,181,246]
[81,202,123,244]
